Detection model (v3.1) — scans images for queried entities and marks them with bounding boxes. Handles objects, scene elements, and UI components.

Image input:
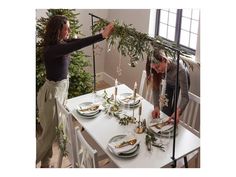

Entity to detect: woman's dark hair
[43,15,68,46]
[146,49,166,89]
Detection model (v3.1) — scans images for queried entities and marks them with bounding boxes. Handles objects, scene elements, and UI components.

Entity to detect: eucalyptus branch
[102,90,136,126]
[92,17,194,68]
[145,129,157,151]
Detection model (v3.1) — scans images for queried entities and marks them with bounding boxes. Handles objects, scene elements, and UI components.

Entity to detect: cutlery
[78,105,99,112]
[115,139,137,148]
[151,121,170,129]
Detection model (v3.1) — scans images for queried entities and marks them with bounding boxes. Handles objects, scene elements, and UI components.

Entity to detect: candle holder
[135,116,145,134]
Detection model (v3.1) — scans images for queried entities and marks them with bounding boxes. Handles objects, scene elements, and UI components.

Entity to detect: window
[156,9,200,56]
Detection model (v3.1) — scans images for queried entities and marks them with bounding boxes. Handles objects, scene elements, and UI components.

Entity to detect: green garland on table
[102,90,136,126]
[92,18,194,69]
[55,123,68,157]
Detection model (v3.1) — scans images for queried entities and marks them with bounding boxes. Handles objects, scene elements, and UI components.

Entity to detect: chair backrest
[139,70,153,103]
[74,127,98,168]
[179,92,200,137]
[55,99,77,167]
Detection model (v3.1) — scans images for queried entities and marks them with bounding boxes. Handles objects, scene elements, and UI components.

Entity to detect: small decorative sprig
[114,113,136,126]
[145,129,157,151]
[102,90,121,116]
[55,123,68,157]
[102,90,136,126]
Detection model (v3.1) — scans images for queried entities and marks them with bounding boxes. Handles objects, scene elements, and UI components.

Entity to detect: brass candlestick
[135,103,144,134]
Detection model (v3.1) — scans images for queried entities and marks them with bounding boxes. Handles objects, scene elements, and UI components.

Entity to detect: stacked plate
[149,117,178,137]
[76,102,101,118]
[117,93,141,108]
[107,134,140,158]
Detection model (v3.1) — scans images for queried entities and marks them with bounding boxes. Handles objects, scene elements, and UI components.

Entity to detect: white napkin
[149,117,173,134]
[149,123,173,134]
[118,95,142,105]
[77,102,102,114]
[108,135,140,155]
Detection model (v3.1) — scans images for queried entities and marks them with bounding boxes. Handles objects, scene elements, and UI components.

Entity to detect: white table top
[66,84,200,168]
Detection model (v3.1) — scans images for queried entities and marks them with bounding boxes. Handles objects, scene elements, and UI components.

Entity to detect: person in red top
[36,15,114,167]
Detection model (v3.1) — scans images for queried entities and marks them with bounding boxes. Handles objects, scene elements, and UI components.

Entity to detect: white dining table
[66,84,200,168]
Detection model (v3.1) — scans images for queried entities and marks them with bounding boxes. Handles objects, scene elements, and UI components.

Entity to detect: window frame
[155,9,199,56]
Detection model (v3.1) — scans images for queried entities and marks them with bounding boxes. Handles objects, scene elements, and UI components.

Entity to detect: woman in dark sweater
[36,15,113,167]
[146,49,190,123]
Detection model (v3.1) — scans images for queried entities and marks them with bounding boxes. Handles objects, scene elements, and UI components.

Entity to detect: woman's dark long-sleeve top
[153,61,189,113]
[44,34,104,82]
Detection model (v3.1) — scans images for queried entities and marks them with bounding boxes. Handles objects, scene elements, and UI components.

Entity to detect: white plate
[77,109,101,119]
[108,134,140,158]
[77,102,100,115]
[117,93,140,106]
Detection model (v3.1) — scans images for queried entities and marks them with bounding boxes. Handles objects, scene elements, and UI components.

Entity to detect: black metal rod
[89,13,103,20]
[90,14,96,92]
[171,50,180,168]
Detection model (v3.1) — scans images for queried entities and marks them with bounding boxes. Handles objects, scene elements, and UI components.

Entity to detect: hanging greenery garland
[92,18,194,69]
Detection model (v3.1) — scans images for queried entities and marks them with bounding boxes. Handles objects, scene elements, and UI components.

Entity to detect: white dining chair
[74,126,99,168]
[177,92,200,168]
[139,70,153,103]
[55,99,77,168]
[74,126,116,168]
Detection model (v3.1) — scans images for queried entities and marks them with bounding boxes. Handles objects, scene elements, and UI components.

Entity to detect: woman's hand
[152,106,160,119]
[168,108,181,124]
[102,23,114,38]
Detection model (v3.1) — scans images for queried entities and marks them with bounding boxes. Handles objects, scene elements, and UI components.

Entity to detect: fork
[115,139,137,148]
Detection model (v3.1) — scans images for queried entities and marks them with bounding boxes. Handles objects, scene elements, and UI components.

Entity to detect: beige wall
[105,9,151,90]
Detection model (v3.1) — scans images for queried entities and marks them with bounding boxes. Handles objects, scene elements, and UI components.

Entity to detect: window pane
[169,9,177,13]
[180,30,189,46]
[159,23,167,38]
[182,9,192,18]
[167,26,175,41]
[192,9,200,20]
[191,20,199,34]
[181,17,191,31]
[160,10,168,23]
[168,13,176,27]
[190,33,197,49]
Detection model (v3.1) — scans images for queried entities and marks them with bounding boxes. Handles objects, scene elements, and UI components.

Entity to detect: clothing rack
[88,12,181,168]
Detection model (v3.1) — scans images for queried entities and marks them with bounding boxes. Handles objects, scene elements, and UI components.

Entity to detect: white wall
[74,9,109,74]
[105,9,151,89]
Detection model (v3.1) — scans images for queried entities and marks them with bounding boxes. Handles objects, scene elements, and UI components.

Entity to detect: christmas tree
[36,9,93,99]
